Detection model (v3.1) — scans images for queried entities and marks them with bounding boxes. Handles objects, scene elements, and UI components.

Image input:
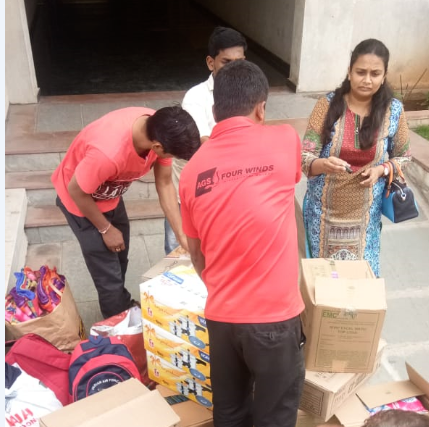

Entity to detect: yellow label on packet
[143,319,211,385]
[147,350,213,410]
[140,267,209,351]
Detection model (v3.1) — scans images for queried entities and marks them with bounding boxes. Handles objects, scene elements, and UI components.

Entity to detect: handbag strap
[385,159,406,198]
[390,159,405,181]
[385,162,394,198]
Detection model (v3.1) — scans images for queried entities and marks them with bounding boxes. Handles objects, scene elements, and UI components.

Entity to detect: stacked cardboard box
[140,265,213,409]
[298,259,389,423]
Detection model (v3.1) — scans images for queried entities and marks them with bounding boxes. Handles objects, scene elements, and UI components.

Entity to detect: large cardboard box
[140,266,209,351]
[147,350,213,410]
[335,362,429,427]
[157,385,214,427]
[144,318,211,385]
[299,340,385,421]
[300,259,386,373]
[39,379,180,427]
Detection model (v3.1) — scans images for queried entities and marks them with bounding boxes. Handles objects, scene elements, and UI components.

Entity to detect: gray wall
[194,0,295,64]
[291,0,429,92]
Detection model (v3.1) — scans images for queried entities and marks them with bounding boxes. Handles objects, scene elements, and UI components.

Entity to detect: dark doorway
[30,0,289,96]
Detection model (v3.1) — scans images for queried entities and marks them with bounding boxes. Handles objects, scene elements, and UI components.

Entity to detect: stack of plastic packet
[5,266,66,323]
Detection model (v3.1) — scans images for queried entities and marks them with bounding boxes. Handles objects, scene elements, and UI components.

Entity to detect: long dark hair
[322,39,394,149]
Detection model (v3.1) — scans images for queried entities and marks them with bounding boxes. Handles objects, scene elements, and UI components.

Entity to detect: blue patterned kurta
[301,94,411,277]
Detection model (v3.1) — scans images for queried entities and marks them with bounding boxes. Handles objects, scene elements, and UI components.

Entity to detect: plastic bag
[90,306,150,385]
[5,363,63,427]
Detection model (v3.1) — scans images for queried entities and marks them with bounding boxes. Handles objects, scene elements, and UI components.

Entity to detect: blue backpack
[69,335,141,402]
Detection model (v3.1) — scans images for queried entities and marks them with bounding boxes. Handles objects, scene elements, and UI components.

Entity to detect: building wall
[5,86,10,119]
[5,0,39,104]
[290,0,355,93]
[291,0,429,92]
[194,0,295,65]
[351,0,429,91]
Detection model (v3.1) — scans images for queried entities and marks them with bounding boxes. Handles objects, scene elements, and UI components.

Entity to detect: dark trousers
[206,316,305,427]
[56,196,132,318]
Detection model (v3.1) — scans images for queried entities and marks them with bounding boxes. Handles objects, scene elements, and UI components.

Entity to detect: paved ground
[20,88,429,387]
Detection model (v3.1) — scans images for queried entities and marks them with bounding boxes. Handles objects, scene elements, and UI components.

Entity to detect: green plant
[414,125,429,141]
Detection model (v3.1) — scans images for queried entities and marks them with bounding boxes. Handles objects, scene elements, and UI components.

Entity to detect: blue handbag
[382,161,419,223]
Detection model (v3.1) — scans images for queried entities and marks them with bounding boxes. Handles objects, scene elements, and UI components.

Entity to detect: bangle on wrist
[382,162,390,177]
[98,223,111,234]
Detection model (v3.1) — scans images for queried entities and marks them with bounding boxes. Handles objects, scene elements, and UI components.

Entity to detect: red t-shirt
[52,107,171,216]
[179,117,304,323]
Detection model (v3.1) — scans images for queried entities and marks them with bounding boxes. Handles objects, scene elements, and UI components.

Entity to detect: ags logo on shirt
[195,168,217,197]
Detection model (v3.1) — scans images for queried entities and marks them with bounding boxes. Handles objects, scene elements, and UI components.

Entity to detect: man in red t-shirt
[180,61,305,427]
[52,106,199,318]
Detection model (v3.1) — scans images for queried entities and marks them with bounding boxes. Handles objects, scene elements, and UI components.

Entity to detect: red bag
[5,333,71,406]
[90,306,150,385]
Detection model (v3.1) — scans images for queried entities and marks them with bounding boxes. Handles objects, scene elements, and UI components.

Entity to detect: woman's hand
[310,156,351,176]
[360,165,384,187]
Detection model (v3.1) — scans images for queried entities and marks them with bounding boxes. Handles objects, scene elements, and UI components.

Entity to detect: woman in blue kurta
[301,39,411,277]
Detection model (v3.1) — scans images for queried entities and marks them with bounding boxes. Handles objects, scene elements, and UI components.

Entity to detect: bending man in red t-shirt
[179,61,305,427]
[52,106,200,319]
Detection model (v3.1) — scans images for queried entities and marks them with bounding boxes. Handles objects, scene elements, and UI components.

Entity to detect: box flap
[142,258,192,280]
[300,259,375,305]
[314,278,386,311]
[356,380,424,409]
[406,362,429,396]
[157,385,213,427]
[40,380,180,427]
[335,393,371,426]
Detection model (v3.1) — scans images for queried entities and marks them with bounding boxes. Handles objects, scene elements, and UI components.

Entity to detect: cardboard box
[140,266,209,351]
[142,257,193,281]
[157,385,213,427]
[295,410,330,427]
[39,379,180,427]
[300,259,386,373]
[143,318,211,385]
[147,350,213,410]
[299,340,385,421]
[335,362,429,427]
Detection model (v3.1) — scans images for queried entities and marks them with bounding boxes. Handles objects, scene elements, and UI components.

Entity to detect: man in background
[164,26,247,254]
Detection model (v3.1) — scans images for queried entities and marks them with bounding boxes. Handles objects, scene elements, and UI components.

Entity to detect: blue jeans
[164,203,180,255]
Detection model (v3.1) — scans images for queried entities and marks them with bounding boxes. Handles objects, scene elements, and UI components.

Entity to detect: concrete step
[5,170,158,206]
[4,116,309,173]
[25,199,166,244]
[5,131,77,172]
[5,189,28,292]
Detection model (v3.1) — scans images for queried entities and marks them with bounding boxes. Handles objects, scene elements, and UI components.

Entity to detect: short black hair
[208,26,247,58]
[213,60,269,122]
[146,107,200,161]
